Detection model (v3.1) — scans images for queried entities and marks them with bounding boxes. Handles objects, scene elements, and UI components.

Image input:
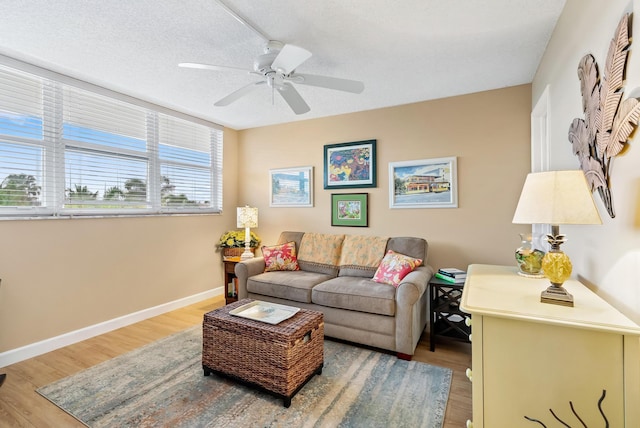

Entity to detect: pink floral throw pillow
[263,241,300,272]
[372,250,422,287]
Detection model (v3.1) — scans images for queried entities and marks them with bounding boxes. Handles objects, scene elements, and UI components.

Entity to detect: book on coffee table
[229,300,300,325]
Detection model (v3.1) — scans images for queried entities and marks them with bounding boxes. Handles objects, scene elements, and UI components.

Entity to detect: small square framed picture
[331,193,368,227]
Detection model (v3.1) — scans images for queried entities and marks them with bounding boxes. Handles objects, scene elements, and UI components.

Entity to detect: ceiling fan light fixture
[254,53,277,73]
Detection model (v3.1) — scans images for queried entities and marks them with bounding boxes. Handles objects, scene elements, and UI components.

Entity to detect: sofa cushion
[338,234,389,278]
[297,232,345,276]
[372,250,423,287]
[262,241,299,272]
[247,271,334,304]
[311,276,396,316]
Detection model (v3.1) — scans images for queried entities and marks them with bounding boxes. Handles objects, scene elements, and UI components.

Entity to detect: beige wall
[533,0,640,323]
[0,84,533,357]
[238,85,532,272]
[0,127,240,353]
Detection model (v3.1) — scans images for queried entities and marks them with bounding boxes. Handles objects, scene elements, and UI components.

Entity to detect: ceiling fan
[179,0,364,115]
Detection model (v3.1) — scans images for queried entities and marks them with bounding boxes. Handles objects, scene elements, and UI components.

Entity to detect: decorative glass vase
[515,233,545,278]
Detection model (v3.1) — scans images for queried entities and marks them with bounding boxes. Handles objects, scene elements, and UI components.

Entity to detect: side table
[429,276,471,351]
[223,257,241,305]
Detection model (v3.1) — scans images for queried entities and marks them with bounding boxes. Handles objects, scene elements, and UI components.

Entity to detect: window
[0,61,223,218]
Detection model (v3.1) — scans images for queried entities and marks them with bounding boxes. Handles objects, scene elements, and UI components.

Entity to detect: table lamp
[237,205,258,260]
[512,170,602,306]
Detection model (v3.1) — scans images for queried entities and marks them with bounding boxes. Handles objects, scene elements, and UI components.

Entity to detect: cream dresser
[460,264,640,427]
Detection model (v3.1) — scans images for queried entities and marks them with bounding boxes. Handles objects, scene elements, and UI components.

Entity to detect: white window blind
[0,68,43,118]
[63,86,150,211]
[157,114,215,208]
[0,65,49,213]
[0,60,223,218]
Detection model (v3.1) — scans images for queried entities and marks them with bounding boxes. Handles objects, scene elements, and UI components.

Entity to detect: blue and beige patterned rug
[37,326,452,427]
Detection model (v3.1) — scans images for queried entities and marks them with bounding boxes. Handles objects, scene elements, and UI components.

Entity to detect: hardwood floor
[0,297,472,427]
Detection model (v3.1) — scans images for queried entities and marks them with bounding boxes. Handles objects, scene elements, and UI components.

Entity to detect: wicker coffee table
[202,299,324,407]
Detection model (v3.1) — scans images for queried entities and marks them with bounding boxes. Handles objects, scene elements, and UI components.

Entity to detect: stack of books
[434,267,467,284]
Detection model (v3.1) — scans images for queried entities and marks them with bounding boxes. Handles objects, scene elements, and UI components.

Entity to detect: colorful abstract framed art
[323,140,376,189]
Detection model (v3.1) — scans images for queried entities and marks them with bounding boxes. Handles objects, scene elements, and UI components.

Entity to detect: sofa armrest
[234,257,266,299]
[396,265,433,305]
[395,265,434,356]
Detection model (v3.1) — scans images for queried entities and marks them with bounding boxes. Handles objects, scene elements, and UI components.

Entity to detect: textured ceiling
[0,0,565,130]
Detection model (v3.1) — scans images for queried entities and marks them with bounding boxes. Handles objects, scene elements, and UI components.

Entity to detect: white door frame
[531,85,551,250]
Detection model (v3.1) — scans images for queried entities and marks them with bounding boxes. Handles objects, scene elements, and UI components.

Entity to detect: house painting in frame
[389,157,458,208]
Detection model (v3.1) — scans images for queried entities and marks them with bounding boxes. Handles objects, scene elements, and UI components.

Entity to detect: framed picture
[389,156,458,209]
[323,139,376,189]
[269,166,313,207]
[331,193,368,227]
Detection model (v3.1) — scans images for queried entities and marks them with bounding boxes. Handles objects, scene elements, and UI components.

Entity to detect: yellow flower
[218,230,261,248]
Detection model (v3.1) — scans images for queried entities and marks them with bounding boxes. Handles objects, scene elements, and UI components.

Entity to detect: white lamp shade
[512,170,602,225]
[237,206,258,228]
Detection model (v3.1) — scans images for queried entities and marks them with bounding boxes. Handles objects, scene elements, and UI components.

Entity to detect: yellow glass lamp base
[540,251,573,307]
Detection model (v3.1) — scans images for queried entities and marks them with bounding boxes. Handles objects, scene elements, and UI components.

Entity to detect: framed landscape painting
[331,193,368,227]
[269,166,313,207]
[389,157,458,209]
[323,140,376,189]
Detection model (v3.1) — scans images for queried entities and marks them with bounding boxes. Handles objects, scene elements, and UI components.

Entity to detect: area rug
[37,326,452,428]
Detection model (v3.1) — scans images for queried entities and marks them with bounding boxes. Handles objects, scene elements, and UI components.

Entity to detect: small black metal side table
[429,276,471,351]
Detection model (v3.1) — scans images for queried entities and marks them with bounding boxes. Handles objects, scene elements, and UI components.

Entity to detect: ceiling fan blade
[278,83,310,115]
[271,44,312,75]
[214,81,266,106]
[179,62,251,73]
[290,73,365,94]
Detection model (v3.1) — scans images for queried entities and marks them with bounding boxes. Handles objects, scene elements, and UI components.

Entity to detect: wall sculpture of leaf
[569,13,640,218]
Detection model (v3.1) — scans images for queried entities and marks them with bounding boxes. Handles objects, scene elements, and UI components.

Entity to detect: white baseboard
[0,287,224,369]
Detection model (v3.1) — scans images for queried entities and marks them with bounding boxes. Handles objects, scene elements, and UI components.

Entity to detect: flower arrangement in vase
[218,230,261,258]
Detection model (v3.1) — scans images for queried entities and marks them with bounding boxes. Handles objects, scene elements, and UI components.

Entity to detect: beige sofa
[234,231,433,359]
